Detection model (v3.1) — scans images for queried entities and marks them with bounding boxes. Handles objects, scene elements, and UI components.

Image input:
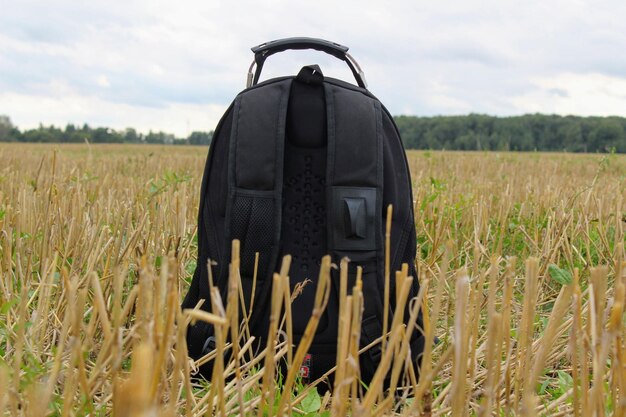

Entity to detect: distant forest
[0,115,212,146]
[395,114,626,152]
[1,114,625,152]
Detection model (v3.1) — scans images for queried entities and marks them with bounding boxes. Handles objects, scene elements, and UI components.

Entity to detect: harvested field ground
[0,143,625,416]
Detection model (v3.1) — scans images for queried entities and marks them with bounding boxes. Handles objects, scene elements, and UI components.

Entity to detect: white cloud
[96,75,110,88]
[1,0,626,135]
[0,91,226,136]
[509,72,626,116]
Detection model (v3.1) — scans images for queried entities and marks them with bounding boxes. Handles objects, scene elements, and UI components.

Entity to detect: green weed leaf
[300,388,321,414]
[548,264,572,286]
[0,299,17,315]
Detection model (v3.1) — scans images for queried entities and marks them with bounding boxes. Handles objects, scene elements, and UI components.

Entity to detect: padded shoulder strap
[325,83,383,256]
[325,82,384,326]
[225,79,292,320]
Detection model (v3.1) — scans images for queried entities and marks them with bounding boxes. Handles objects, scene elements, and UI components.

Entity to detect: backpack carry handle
[247,37,368,89]
[252,37,349,60]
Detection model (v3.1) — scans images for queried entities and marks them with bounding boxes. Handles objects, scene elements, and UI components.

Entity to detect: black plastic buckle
[201,336,216,356]
[331,186,376,251]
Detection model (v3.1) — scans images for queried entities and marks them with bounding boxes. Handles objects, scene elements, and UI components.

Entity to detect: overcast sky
[1,0,625,136]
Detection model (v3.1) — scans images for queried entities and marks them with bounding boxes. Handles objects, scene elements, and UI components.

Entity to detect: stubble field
[0,143,624,416]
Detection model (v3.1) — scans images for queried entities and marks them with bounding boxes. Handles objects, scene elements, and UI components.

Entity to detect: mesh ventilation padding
[281,142,327,333]
[231,194,275,279]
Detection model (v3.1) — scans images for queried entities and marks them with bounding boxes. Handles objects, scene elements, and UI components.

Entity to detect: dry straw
[0,144,624,416]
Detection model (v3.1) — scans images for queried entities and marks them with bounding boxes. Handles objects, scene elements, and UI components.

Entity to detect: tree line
[2,113,625,152]
[395,113,626,152]
[0,115,212,145]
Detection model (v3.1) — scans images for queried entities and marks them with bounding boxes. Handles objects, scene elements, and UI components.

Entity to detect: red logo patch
[299,353,312,381]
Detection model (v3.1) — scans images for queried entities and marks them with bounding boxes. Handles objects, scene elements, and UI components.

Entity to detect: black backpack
[182,37,424,386]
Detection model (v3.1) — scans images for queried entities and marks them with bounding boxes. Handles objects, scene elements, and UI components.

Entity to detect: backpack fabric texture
[182,64,424,388]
